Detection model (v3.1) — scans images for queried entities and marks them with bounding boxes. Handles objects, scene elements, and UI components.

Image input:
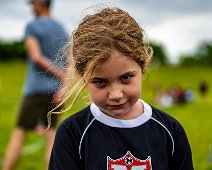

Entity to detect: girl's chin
[104,110,130,119]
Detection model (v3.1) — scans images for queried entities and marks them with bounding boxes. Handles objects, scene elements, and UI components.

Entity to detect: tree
[179,54,198,66]
[195,41,212,65]
[149,42,169,65]
[0,40,27,61]
[179,41,212,66]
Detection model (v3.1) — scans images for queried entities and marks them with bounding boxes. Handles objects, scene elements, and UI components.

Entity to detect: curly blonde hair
[73,7,152,76]
[47,7,152,128]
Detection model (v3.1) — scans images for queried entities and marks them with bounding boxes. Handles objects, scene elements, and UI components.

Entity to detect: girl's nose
[108,85,124,100]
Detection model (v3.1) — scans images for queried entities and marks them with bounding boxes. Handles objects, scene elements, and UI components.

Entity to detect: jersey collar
[90,99,152,128]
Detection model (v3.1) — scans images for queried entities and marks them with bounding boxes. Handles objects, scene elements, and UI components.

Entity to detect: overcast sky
[0,0,212,63]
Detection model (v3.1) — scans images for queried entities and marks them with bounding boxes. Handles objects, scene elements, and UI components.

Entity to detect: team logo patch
[107,151,151,170]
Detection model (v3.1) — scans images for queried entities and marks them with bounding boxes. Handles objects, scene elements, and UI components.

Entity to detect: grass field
[0,61,212,169]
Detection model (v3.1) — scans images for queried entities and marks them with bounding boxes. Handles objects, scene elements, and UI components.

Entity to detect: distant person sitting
[199,80,208,98]
[2,0,69,170]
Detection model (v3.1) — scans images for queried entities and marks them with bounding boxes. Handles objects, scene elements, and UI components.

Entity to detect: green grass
[0,61,212,169]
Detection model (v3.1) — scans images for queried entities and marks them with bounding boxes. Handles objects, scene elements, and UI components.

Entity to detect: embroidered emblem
[107,151,151,170]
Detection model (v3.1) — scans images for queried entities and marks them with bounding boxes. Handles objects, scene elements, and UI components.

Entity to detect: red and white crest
[107,151,151,170]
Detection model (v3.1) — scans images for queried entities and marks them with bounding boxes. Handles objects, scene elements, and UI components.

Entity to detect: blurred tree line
[0,40,27,61]
[179,41,212,66]
[0,39,212,66]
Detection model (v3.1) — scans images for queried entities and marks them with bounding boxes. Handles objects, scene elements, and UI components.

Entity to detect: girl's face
[87,51,143,120]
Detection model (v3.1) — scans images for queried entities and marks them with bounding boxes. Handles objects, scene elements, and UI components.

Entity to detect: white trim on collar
[90,99,152,128]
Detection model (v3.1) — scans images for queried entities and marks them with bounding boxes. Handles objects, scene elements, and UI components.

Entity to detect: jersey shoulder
[58,106,94,134]
[150,106,185,136]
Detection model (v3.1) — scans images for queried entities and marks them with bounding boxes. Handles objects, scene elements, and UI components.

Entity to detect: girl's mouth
[107,102,126,109]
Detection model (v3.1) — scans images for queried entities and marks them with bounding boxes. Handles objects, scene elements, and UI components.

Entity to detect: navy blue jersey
[49,100,193,170]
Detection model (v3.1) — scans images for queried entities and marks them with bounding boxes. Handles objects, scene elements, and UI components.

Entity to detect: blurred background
[0,0,212,169]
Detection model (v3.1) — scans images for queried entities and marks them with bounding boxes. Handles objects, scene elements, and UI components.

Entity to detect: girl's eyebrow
[90,77,106,81]
[91,71,136,80]
[123,70,136,75]
[119,70,136,77]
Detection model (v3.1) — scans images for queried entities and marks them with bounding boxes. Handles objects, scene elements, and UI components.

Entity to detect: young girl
[49,7,193,170]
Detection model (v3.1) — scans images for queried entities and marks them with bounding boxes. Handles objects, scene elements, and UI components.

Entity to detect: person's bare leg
[3,127,27,170]
[44,128,56,170]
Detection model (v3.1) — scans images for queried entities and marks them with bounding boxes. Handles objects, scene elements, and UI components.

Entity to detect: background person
[199,80,208,99]
[2,0,68,169]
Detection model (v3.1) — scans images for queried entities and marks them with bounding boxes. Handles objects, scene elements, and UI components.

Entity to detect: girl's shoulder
[150,106,186,135]
[61,105,93,126]
[57,105,94,135]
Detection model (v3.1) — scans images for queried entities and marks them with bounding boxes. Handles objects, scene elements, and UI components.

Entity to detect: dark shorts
[16,93,60,130]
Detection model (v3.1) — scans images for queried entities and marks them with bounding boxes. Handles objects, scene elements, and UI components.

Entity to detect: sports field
[0,61,212,169]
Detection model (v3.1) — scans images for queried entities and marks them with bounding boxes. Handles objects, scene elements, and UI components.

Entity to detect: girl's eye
[121,74,133,82]
[92,80,108,88]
